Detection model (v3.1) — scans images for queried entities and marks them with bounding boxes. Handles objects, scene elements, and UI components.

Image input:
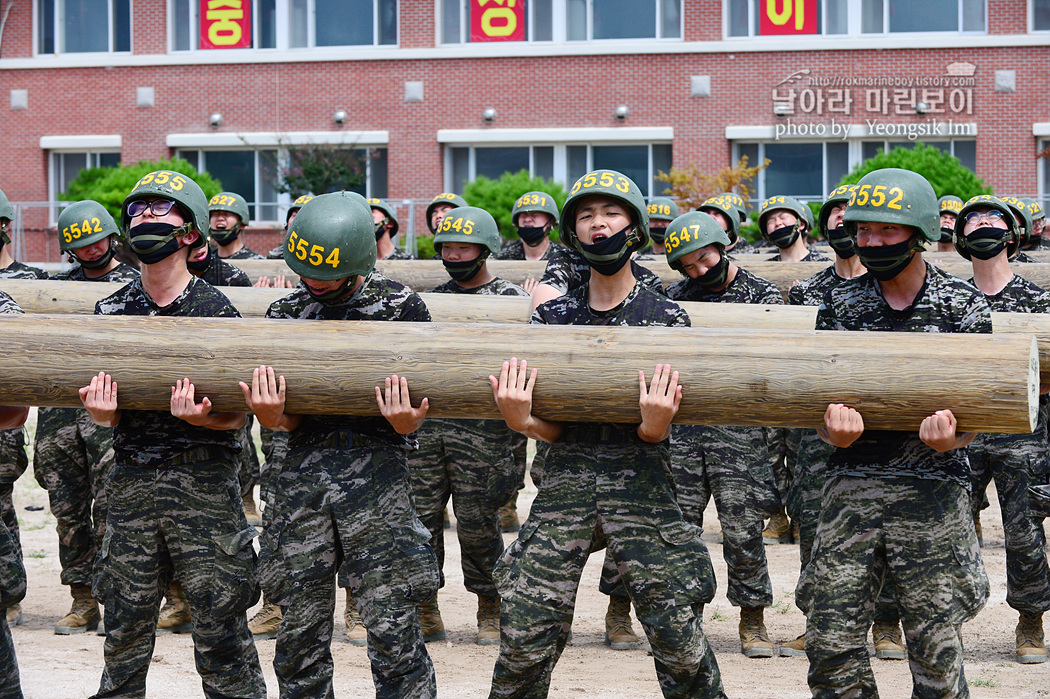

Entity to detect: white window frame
[35,0,133,55]
[41,135,123,224]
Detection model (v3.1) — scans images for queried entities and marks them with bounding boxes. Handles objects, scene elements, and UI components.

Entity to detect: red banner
[470,0,525,42]
[759,0,817,35]
[200,0,252,49]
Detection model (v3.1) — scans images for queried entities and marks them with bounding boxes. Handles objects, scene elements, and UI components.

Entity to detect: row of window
[32,0,1050,55]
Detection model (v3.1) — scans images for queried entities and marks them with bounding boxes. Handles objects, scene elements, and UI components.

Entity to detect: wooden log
[0,314,1036,432]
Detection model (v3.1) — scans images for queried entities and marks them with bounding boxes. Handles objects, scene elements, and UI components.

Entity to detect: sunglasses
[127,199,177,218]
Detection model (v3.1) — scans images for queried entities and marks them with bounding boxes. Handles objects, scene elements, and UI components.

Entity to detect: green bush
[416,235,437,260]
[463,170,567,243]
[60,157,224,223]
[837,143,991,200]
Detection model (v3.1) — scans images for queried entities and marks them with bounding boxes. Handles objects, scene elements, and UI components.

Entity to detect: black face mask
[374,221,389,242]
[517,226,547,247]
[938,226,955,244]
[210,223,242,246]
[693,250,730,289]
[578,225,636,277]
[442,250,489,283]
[187,243,211,273]
[649,225,668,245]
[74,239,116,270]
[306,276,356,304]
[767,224,800,249]
[826,226,857,260]
[856,238,918,281]
[128,222,185,265]
[962,226,1008,260]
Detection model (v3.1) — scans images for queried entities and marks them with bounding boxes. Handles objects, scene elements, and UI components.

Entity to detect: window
[860,139,976,172]
[176,147,388,222]
[1040,139,1050,214]
[172,0,396,51]
[441,0,680,44]
[48,151,121,222]
[37,0,131,54]
[447,143,671,197]
[726,0,985,37]
[1034,0,1050,31]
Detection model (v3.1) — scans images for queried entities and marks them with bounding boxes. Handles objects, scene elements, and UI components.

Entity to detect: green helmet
[938,195,964,217]
[842,168,939,243]
[718,192,748,223]
[511,191,560,227]
[286,194,316,224]
[818,184,859,235]
[58,200,120,252]
[800,203,816,233]
[284,191,376,281]
[433,206,502,255]
[560,169,649,252]
[208,191,250,224]
[1001,196,1034,244]
[664,211,731,274]
[425,192,468,234]
[758,195,809,235]
[698,195,741,244]
[121,170,210,249]
[647,197,680,224]
[0,187,13,245]
[953,195,1020,260]
[1020,197,1044,222]
[367,197,399,237]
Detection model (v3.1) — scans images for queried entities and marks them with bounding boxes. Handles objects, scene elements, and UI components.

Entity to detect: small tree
[463,170,567,242]
[837,143,991,199]
[276,145,370,197]
[61,157,224,222]
[655,156,769,212]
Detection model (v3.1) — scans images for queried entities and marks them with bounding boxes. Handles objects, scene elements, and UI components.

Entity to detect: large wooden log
[0,314,1036,432]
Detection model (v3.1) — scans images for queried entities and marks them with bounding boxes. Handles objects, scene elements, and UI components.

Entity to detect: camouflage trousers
[405,418,521,597]
[91,448,265,699]
[0,428,29,557]
[800,475,987,699]
[258,427,289,514]
[32,407,114,587]
[510,431,528,492]
[236,418,261,501]
[0,513,26,699]
[259,439,438,699]
[968,437,1050,613]
[671,424,780,608]
[490,432,725,699]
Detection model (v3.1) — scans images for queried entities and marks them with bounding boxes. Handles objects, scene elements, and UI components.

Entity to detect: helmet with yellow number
[284,191,376,281]
[367,198,400,237]
[699,195,742,244]
[841,168,939,243]
[1000,195,1034,244]
[426,192,468,233]
[952,194,1020,260]
[664,211,731,274]
[560,169,649,252]
[646,197,680,224]
[511,191,560,227]
[938,195,964,217]
[818,185,859,235]
[433,206,502,255]
[58,200,120,252]
[718,191,748,223]
[121,170,210,249]
[208,191,250,224]
[286,194,316,224]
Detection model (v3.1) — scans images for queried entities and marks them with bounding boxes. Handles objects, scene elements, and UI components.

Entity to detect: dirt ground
[7,411,1050,698]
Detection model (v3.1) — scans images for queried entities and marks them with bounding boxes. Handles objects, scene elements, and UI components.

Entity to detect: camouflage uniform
[0,261,48,279]
[91,276,265,699]
[491,239,561,260]
[727,239,756,256]
[1013,251,1040,264]
[261,272,439,699]
[766,249,830,263]
[665,269,784,610]
[221,247,264,260]
[538,245,664,296]
[490,283,726,699]
[799,265,990,698]
[0,509,26,698]
[193,252,253,287]
[382,247,414,261]
[33,262,139,589]
[965,275,1050,615]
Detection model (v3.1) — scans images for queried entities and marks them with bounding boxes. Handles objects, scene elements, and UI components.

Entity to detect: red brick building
[1,0,1048,261]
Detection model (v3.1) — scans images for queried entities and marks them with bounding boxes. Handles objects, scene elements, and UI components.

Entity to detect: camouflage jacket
[382,247,414,261]
[788,266,861,307]
[492,239,561,261]
[815,261,992,487]
[766,248,831,263]
[221,246,265,260]
[52,262,139,283]
[428,277,528,296]
[728,239,757,256]
[666,267,783,305]
[266,271,431,451]
[0,291,22,315]
[0,260,48,279]
[539,245,664,296]
[193,252,252,287]
[96,276,244,466]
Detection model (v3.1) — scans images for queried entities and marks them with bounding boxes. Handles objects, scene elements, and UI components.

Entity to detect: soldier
[699,195,749,258]
[267,194,315,259]
[187,228,253,287]
[936,195,963,254]
[799,168,990,697]
[0,289,28,699]
[0,186,43,628]
[492,191,561,261]
[407,206,526,647]
[1002,196,1038,263]
[955,194,1050,664]
[425,192,467,235]
[240,191,439,698]
[758,195,830,263]
[79,170,265,698]
[33,201,139,635]
[663,210,784,658]
[369,197,413,260]
[209,191,265,260]
[640,196,679,257]
[717,192,756,255]
[488,169,725,699]
[1020,198,1045,250]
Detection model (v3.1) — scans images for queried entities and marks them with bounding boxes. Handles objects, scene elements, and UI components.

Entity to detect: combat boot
[344,588,367,646]
[243,492,262,527]
[156,582,192,634]
[417,594,446,642]
[604,594,640,650]
[1016,611,1048,664]
[779,633,806,657]
[739,607,774,657]
[498,493,520,533]
[248,597,282,641]
[6,603,22,627]
[55,584,100,635]
[762,508,793,545]
[872,619,906,660]
[477,594,501,645]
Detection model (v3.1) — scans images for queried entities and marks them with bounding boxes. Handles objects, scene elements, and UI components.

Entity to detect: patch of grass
[23,551,48,559]
[709,607,727,622]
[969,677,999,688]
[770,599,793,615]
